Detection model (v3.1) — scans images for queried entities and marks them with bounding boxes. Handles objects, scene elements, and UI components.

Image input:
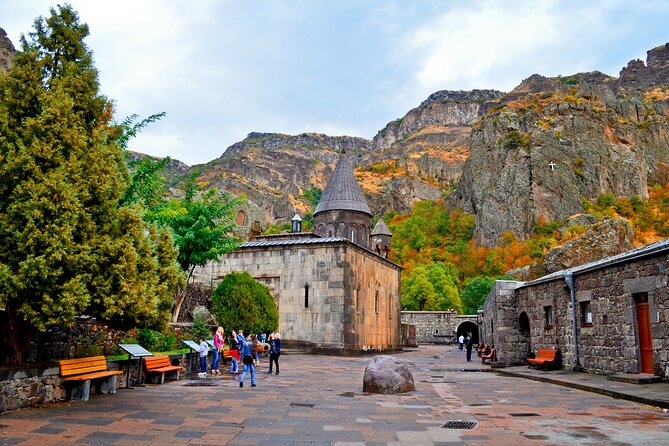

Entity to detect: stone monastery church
[193,156,402,353]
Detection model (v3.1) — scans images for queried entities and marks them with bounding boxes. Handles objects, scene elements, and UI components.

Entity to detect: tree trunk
[1,304,30,366]
[171,287,187,323]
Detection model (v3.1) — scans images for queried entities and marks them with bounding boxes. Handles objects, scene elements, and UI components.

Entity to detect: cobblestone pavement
[2,345,669,445]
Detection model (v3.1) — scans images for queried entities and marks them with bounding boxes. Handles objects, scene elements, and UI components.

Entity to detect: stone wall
[192,239,401,353]
[0,367,63,412]
[0,354,190,413]
[480,281,526,366]
[400,311,478,344]
[485,246,669,375]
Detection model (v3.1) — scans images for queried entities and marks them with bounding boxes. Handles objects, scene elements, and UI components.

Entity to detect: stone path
[2,345,669,445]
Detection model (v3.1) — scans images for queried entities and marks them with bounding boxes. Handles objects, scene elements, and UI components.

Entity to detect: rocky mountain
[188,44,668,246]
[451,43,669,245]
[0,28,14,72]
[3,24,668,260]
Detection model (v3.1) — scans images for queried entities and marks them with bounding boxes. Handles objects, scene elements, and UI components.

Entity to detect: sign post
[117,344,153,389]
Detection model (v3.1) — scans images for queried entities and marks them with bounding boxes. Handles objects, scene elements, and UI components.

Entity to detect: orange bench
[527,348,561,370]
[144,355,184,384]
[481,348,496,365]
[59,356,124,401]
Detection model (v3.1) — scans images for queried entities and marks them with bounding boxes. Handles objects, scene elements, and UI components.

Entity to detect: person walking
[267,332,281,375]
[458,334,464,351]
[212,327,224,375]
[465,334,473,362]
[239,334,256,388]
[197,336,210,374]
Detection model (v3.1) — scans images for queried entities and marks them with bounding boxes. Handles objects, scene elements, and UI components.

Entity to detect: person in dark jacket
[465,334,473,362]
[267,332,281,375]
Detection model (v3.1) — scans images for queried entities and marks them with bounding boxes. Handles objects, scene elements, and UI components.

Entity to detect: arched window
[304,284,309,309]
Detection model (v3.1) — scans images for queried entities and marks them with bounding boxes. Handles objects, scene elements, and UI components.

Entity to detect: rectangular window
[544,305,554,328]
[580,301,592,326]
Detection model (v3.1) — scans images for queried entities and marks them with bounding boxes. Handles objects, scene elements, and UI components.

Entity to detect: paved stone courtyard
[2,345,669,445]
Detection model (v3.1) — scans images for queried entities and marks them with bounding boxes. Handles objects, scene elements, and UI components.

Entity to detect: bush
[211,272,279,335]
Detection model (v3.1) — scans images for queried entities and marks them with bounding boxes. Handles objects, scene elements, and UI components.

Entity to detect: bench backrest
[537,349,557,360]
[59,356,109,378]
[144,355,171,369]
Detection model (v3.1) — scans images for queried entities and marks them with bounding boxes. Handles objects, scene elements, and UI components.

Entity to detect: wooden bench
[59,356,123,401]
[481,348,496,364]
[527,348,561,370]
[144,355,184,384]
[477,343,490,357]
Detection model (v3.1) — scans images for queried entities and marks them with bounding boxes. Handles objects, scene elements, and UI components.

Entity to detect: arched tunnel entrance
[456,321,479,345]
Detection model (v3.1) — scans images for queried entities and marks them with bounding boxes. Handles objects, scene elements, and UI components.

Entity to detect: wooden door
[636,301,654,374]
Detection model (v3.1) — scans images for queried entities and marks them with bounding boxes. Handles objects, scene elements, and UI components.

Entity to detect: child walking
[197,336,210,374]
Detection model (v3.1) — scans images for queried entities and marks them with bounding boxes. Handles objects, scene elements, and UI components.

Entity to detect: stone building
[192,156,402,353]
[480,239,669,376]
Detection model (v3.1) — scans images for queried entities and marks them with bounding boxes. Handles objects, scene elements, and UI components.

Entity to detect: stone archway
[456,321,479,345]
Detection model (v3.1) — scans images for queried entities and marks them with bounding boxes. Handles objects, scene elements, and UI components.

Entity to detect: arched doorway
[456,321,479,345]
[518,311,532,359]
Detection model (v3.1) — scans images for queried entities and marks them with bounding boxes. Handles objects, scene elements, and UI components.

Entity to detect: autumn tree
[0,5,182,364]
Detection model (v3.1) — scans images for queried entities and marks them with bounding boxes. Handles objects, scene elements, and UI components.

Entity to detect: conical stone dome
[313,155,371,247]
[314,156,371,216]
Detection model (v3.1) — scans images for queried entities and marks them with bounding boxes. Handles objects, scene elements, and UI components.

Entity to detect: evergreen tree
[211,272,279,335]
[0,5,182,364]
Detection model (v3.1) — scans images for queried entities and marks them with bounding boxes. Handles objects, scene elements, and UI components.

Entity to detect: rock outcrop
[362,356,415,394]
[507,217,636,280]
[451,45,669,245]
[0,27,15,72]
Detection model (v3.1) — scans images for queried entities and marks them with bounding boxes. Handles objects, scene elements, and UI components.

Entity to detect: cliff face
[195,133,369,223]
[451,43,669,245]
[126,42,669,248]
[0,28,14,72]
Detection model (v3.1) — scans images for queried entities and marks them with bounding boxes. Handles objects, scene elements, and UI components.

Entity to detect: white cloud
[404,0,616,92]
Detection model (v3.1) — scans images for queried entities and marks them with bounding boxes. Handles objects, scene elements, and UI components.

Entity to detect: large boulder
[362,355,415,394]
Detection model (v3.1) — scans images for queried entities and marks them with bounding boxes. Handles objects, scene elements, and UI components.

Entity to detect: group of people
[196,327,282,388]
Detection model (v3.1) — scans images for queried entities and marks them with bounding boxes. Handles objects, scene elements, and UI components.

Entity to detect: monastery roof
[238,236,402,269]
[314,156,371,216]
[519,238,669,287]
[241,237,348,248]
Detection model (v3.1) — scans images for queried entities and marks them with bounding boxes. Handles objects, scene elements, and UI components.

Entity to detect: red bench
[144,355,184,384]
[59,356,123,401]
[481,348,496,365]
[528,348,561,370]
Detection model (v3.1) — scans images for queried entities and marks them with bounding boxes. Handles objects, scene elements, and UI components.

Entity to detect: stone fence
[0,353,194,413]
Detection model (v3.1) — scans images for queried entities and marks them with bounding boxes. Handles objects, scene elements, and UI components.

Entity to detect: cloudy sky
[2,1,668,165]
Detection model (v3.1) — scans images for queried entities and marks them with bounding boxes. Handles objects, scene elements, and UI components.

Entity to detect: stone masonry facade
[192,238,402,353]
[482,241,669,376]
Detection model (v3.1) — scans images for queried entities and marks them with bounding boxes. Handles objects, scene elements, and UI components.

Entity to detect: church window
[304,284,309,309]
[375,290,379,314]
[544,305,554,328]
[580,301,592,326]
